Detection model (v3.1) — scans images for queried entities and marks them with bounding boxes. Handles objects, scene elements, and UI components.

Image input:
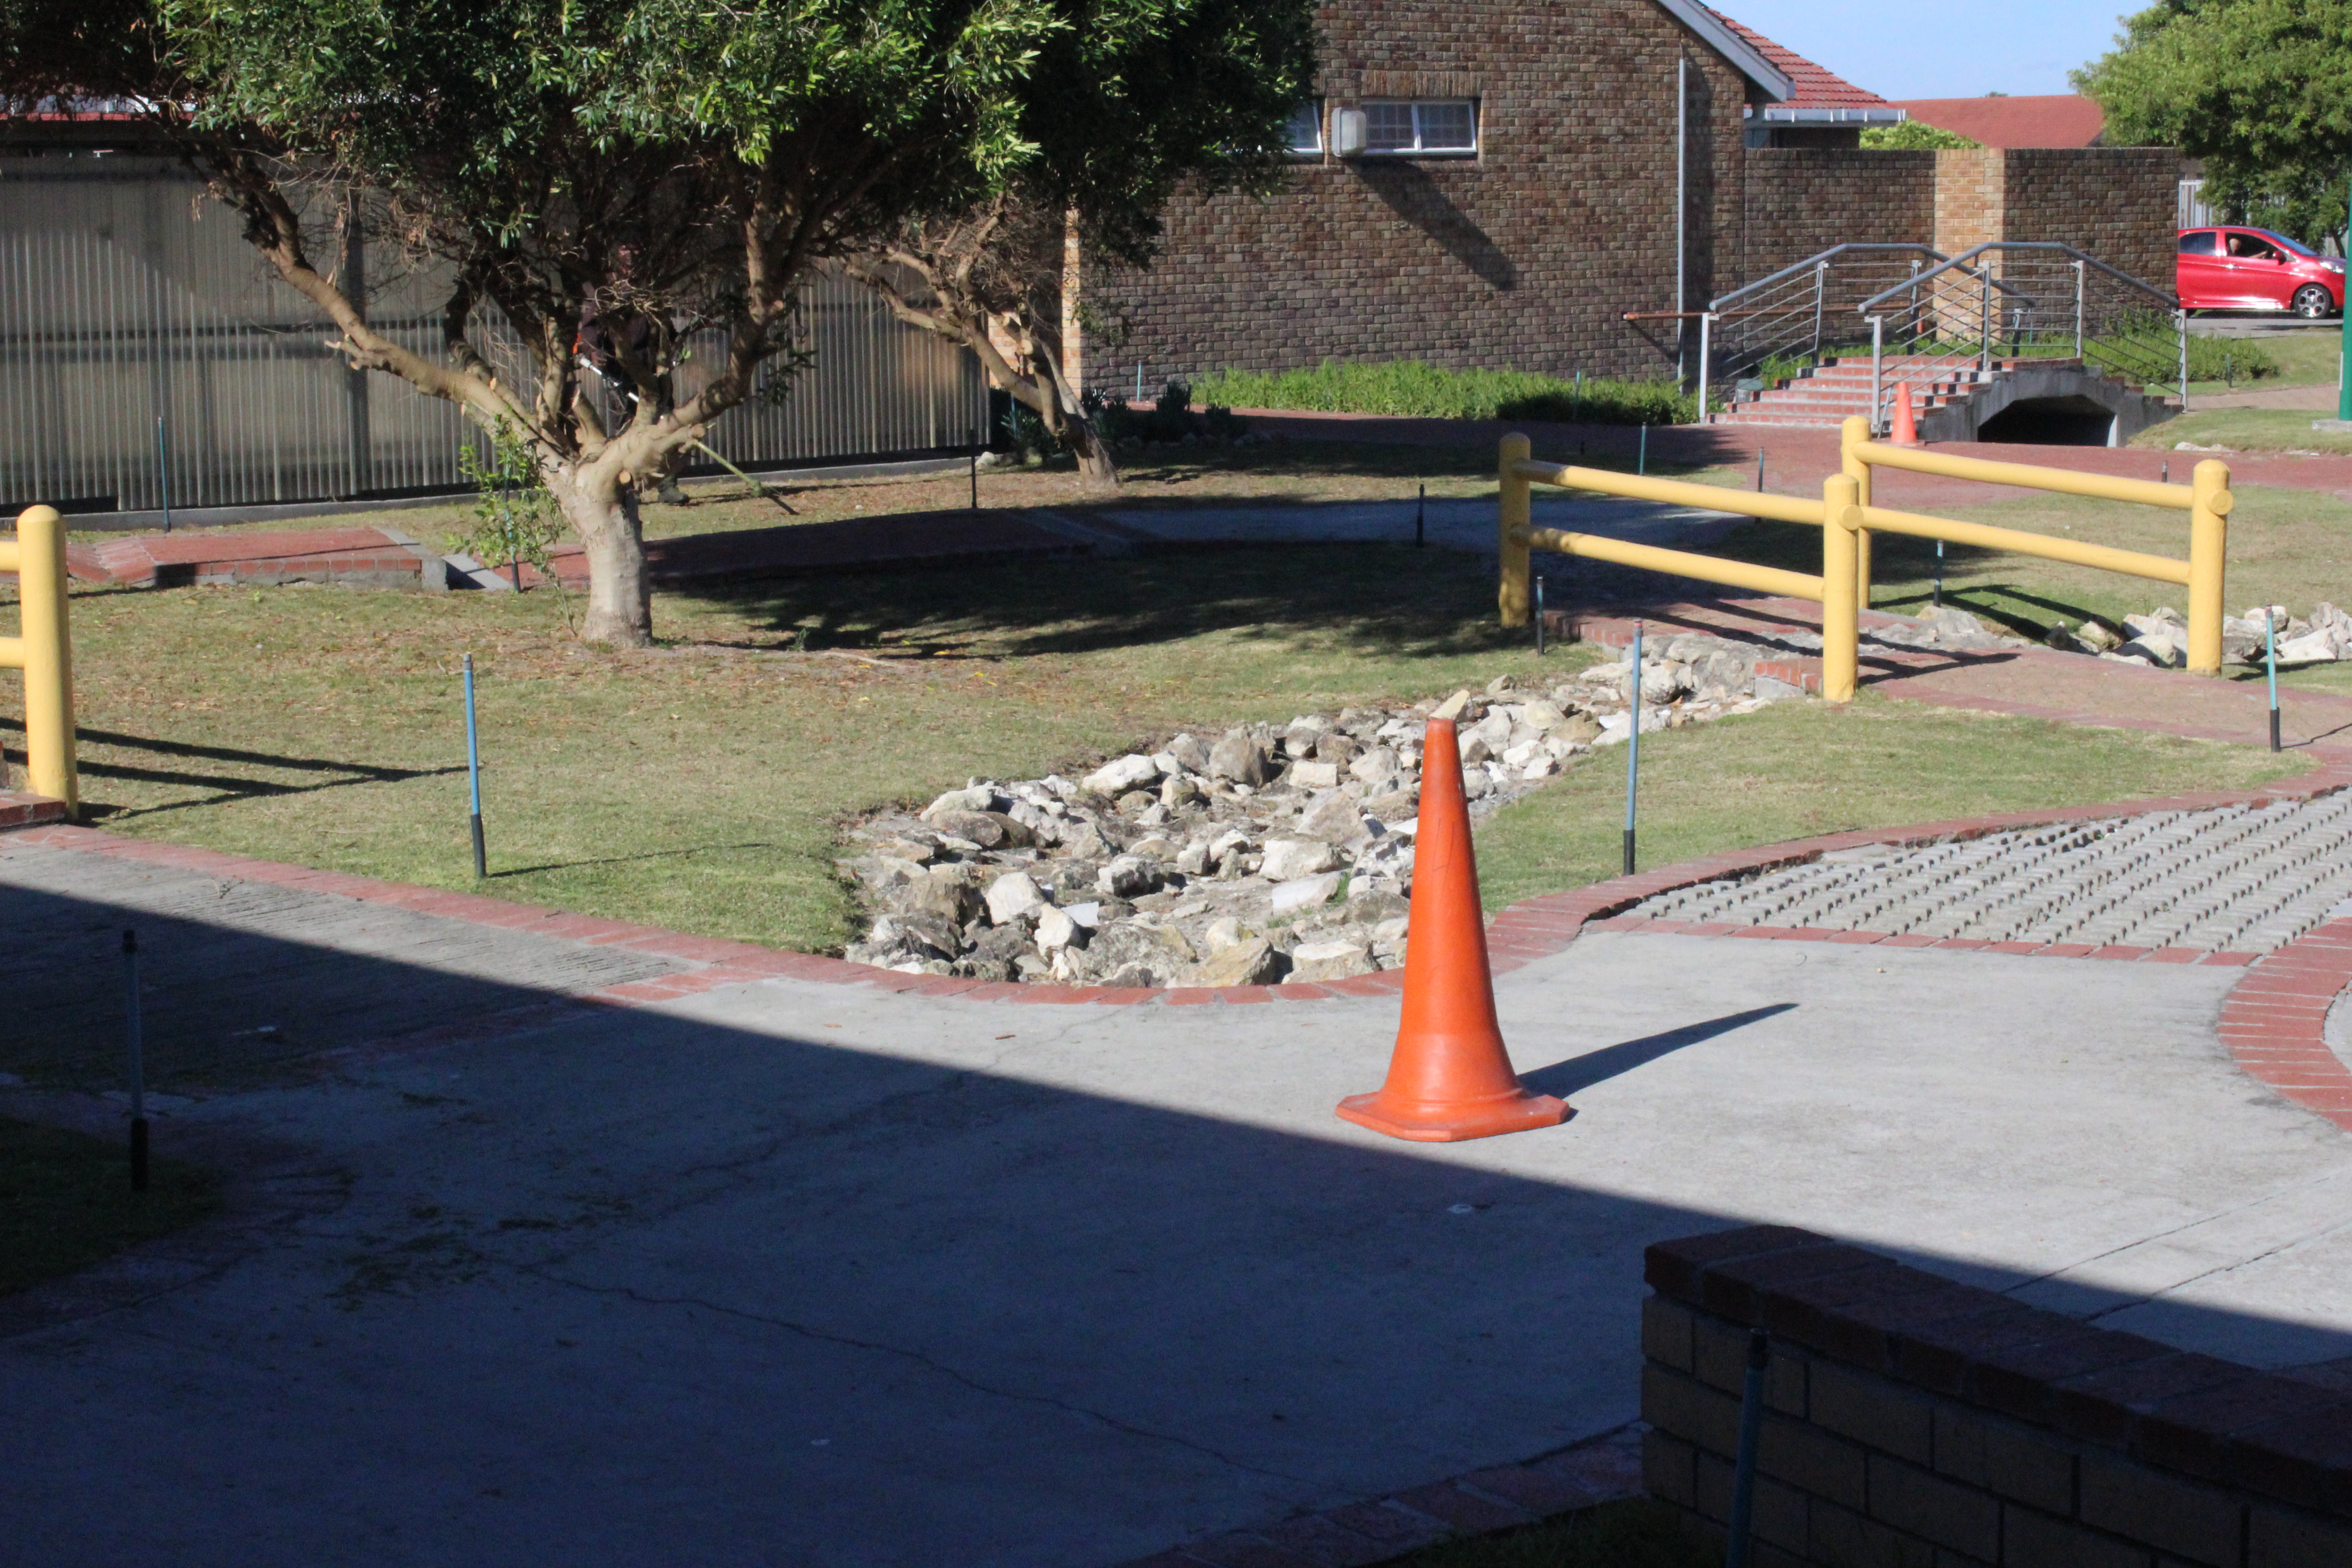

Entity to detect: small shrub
[1192,359,1696,425]
[449,421,568,584]
[2184,333,2277,383]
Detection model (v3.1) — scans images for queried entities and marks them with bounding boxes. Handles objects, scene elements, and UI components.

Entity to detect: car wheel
[2292,284,2336,318]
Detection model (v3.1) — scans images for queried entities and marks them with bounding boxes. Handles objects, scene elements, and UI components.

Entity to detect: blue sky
[1717,1,2137,99]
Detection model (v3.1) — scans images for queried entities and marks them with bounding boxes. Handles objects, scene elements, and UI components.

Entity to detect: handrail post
[2177,309,2190,408]
[1821,476,1860,704]
[1979,266,1994,377]
[1499,433,1533,628]
[1695,313,1711,421]
[2187,460,2231,676]
[1869,316,1884,435]
[1841,416,1872,617]
[2073,260,2086,361]
[15,505,76,813]
[1811,262,1827,355]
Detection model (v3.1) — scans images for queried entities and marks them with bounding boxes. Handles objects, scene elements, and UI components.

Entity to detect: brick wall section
[2003,148,2179,294]
[1083,0,1757,384]
[1738,150,1935,279]
[1934,149,2005,258]
[1641,1225,2352,1568]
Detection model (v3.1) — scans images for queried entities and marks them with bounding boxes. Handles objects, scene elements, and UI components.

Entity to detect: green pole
[2340,163,2352,422]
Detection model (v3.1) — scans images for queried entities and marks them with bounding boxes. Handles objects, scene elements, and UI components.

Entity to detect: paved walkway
[3,797,2351,1564]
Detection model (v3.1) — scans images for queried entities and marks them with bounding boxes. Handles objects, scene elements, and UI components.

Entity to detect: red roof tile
[1706,9,1892,108]
[1886,95,2106,149]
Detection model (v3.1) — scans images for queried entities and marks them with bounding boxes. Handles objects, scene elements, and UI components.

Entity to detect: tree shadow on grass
[678,543,1527,664]
[0,716,461,824]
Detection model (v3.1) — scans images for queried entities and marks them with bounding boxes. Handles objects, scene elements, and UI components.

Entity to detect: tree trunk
[554,470,654,646]
[1067,412,1120,495]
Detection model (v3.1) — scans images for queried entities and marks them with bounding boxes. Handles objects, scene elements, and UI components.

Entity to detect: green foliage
[449,423,567,584]
[1085,380,1250,443]
[2075,0,2352,246]
[1861,121,1981,150]
[1191,360,1696,426]
[2184,332,2278,382]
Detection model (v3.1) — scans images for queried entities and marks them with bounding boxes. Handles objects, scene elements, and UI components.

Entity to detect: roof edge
[1656,0,1794,101]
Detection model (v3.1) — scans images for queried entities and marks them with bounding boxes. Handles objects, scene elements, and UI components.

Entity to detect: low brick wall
[1641,1225,2352,1567]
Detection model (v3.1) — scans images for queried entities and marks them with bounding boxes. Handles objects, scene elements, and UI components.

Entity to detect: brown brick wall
[1641,1225,2352,1568]
[1081,0,1756,385]
[1079,5,2178,390]
[1736,150,1935,280]
[2003,148,2179,294]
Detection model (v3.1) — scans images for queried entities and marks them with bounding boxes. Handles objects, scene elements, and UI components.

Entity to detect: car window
[2228,232,2285,260]
[2179,231,2217,255]
[2251,228,2320,257]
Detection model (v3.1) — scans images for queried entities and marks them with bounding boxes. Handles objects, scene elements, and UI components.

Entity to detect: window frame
[2177,230,2218,256]
[1282,100,1325,161]
[1357,98,1479,159]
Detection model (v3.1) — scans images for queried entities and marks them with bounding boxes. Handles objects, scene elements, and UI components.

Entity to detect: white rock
[1081,754,1161,795]
[1208,828,1252,866]
[1270,872,1343,914]
[1288,760,1341,789]
[1175,842,1211,876]
[922,786,995,819]
[2277,631,2340,664]
[1203,916,1246,951]
[1063,901,1104,928]
[1460,734,1494,766]
[1372,916,1410,943]
[1520,700,1568,731]
[1260,838,1340,881]
[1289,940,1374,983]
[1520,756,1559,779]
[1431,689,1472,721]
[983,871,1047,926]
[1349,745,1400,783]
[1149,750,1184,778]
[1579,661,1629,684]
[1501,739,1549,768]
[1034,904,1080,951]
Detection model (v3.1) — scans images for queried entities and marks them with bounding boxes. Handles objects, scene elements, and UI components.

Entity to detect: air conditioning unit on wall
[1331,107,1367,159]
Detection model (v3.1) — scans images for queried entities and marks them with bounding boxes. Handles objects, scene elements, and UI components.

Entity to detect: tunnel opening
[1976,394,2122,447]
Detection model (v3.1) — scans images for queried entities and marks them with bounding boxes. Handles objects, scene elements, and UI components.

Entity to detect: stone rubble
[2048,602,2352,668]
[837,634,1811,987]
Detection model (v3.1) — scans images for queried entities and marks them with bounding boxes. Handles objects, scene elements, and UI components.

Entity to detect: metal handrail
[1854,241,2177,315]
[1709,244,1950,312]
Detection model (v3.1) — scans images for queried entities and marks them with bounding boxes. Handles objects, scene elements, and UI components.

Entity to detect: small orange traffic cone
[1890,382,1922,446]
[1336,718,1570,1143]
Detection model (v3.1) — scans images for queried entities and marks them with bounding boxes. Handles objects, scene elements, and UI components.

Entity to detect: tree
[2075,0,2352,247]
[843,0,1314,494]
[2,0,1068,645]
[1860,122,1979,151]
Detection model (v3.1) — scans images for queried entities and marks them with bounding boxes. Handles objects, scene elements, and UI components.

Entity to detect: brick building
[1074,2,2176,389]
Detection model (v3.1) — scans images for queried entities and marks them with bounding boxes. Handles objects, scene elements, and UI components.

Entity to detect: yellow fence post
[2187,460,2231,677]
[1499,433,1532,628]
[1841,417,1872,617]
[1820,476,1860,704]
[14,505,76,812]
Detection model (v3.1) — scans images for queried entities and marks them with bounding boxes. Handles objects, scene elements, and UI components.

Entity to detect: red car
[2177,226,2345,317]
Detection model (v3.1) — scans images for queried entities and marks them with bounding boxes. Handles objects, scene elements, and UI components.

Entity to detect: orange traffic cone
[1890,382,1921,446]
[1336,718,1571,1142]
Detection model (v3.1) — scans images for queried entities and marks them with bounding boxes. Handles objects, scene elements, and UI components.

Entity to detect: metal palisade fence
[0,155,987,518]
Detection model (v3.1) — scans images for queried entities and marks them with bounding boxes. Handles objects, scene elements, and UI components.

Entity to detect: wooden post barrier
[0,505,76,811]
[1838,417,2230,676]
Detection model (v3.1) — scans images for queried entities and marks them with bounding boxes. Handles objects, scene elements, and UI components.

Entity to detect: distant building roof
[1708,9,1905,125]
[1887,95,2105,148]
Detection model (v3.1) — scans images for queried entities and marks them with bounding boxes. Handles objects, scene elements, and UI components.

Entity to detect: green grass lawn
[2129,407,2352,456]
[0,1117,219,1296]
[2,543,2302,957]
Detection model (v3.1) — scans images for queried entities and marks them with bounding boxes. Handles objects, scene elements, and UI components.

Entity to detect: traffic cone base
[1336,1086,1570,1143]
[1334,716,1570,1143]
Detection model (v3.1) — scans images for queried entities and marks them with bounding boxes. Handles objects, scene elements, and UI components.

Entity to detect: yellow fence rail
[0,506,78,810]
[1498,433,1862,701]
[1838,417,2230,675]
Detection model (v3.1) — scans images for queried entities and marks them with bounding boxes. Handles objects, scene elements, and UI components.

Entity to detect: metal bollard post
[1637,424,1647,477]
[156,415,173,534]
[1415,483,1426,549]
[123,928,147,1192]
[1755,446,1764,492]
[2268,611,2282,753]
[464,654,486,879]
[1725,1329,1770,1568]
[1534,575,1546,656]
[1934,539,1944,611]
[1624,620,1643,877]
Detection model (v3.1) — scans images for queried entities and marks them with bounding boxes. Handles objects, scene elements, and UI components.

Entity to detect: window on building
[1284,101,1323,157]
[2177,230,2217,256]
[1361,99,1478,156]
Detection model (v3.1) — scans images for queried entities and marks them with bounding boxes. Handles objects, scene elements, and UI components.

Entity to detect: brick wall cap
[1644,1224,1833,1299]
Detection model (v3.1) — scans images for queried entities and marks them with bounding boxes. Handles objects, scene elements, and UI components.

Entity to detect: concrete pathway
[2,834,2349,1567]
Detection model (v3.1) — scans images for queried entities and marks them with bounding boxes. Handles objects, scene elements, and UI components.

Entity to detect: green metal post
[2341,163,2352,422]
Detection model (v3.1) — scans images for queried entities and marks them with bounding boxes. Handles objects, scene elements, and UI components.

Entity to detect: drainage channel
[1631,794,2352,954]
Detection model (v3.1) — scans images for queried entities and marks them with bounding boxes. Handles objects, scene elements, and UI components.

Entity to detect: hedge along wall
[1641,1225,2352,1568]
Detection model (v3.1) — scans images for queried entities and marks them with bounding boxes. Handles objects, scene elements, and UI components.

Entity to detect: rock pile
[839,634,1802,987]
[2053,603,2352,668]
